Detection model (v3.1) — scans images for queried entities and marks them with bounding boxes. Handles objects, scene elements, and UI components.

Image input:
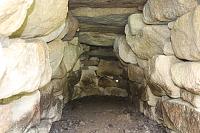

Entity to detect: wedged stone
[48,40,65,77]
[181,89,200,108]
[114,36,137,64]
[62,12,79,41]
[148,55,181,98]
[72,8,139,28]
[136,57,148,69]
[164,43,174,56]
[0,91,40,133]
[125,24,170,60]
[39,23,66,43]
[171,62,200,95]
[128,64,144,84]
[162,99,200,133]
[69,0,147,9]
[79,32,119,47]
[145,86,161,107]
[143,0,198,24]
[38,77,68,132]
[171,6,200,61]
[79,23,124,34]
[97,60,123,77]
[0,38,52,99]
[12,0,68,39]
[128,14,145,35]
[0,0,33,36]
[63,39,83,73]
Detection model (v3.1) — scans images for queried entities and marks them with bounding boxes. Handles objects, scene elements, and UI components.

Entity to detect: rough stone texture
[62,12,79,41]
[0,91,40,133]
[128,64,144,84]
[0,38,52,99]
[164,43,174,56]
[114,36,137,64]
[79,32,119,47]
[143,0,198,24]
[171,62,200,95]
[125,24,170,60]
[12,0,68,39]
[63,39,83,73]
[0,0,33,36]
[48,40,65,78]
[145,86,161,107]
[162,99,200,133]
[148,55,181,98]
[69,0,146,9]
[181,89,200,108]
[171,6,200,61]
[128,14,145,35]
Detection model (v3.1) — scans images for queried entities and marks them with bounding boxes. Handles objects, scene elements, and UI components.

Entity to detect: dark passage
[50,96,166,133]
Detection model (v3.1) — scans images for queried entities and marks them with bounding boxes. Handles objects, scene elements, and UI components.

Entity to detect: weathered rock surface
[62,12,79,41]
[12,0,68,39]
[125,25,170,60]
[48,40,65,78]
[0,0,33,36]
[143,0,198,24]
[114,36,137,64]
[171,6,200,61]
[79,32,119,47]
[171,62,200,95]
[0,91,40,133]
[145,86,160,107]
[0,38,52,99]
[181,89,200,108]
[69,0,146,9]
[128,14,145,35]
[63,39,83,73]
[148,55,181,98]
[128,64,144,84]
[162,99,200,133]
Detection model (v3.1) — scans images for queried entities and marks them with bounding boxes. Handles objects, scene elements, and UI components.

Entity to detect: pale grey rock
[0,91,40,133]
[0,38,52,99]
[171,6,200,61]
[148,55,181,98]
[0,0,33,36]
[171,62,200,95]
[12,0,68,39]
[181,89,200,108]
[143,0,198,24]
[126,24,170,60]
[128,14,145,35]
[114,36,137,64]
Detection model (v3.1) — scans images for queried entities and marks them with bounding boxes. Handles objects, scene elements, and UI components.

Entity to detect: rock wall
[118,0,200,132]
[1,0,200,133]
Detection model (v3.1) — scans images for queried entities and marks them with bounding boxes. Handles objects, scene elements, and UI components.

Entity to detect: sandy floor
[50,96,167,133]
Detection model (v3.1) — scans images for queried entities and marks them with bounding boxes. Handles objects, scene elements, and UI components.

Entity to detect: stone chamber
[1,0,200,133]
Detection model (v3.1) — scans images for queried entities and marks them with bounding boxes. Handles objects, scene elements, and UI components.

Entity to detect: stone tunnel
[0,0,200,133]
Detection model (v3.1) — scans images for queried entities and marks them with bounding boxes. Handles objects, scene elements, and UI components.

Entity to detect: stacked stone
[69,0,146,47]
[116,0,200,132]
[0,0,83,132]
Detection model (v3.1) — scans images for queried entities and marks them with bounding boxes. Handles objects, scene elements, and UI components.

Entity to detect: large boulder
[125,25,170,60]
[12,0,68,39]
[148,55,181,98]
[171,62,200,95]
[0,38,52,99]
[0,0,33,36]
[171,6,200,61]
[162,99,200,133]
[114,36,137,64]
[143,0,198,24]
[0,91,40,133]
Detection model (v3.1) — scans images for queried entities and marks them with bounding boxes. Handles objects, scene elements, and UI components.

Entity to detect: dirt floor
[50,96,167,133]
